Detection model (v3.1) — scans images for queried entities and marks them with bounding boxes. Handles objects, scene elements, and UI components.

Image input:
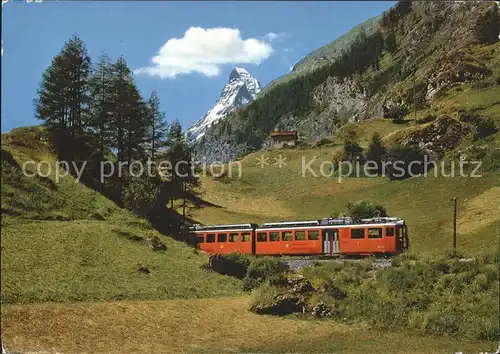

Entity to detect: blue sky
[1,1,395,133]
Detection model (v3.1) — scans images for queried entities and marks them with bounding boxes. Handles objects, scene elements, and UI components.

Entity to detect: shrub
[364,133,386,175]
[417,114,437,124]
[346,200,387,220]
[383,145,430,180]
[391,256,402,267]
[383,105,409,121]
[244,257,289,291]
[224,252,252,269]
[473,117,497,140]
[253,251,500,341]
[209,253,250,279]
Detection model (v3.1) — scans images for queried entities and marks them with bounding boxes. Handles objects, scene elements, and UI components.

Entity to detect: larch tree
[35,35,91,161]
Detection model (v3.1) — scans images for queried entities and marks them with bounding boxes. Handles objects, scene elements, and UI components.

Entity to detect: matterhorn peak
[229,67,251,80]
[187,67,261,143]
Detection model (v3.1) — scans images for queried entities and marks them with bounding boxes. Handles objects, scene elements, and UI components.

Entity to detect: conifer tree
[89,53,114,155]
[108,57,148,162]
[35,35,91,161]
[365,133,386,175]
[475,5,500,44]
[146,90,169,160]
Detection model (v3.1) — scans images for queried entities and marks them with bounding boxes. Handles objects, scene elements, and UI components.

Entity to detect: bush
[473,117,497,140]
[209,252,250,279]
[244,257,290,291]
[346,200,387,220]
[383,105,409,121]
[254,251,500,341]
[224,252,252,269]
[383,145,430,180]
[364,133,386,175]
[417,114,437,124]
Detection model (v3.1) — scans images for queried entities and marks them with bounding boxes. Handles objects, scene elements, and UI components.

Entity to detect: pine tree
[89,53,114,155]
[164,121,200,215]
[365,133,386,175]
[108,57,148,162]
[474,5,500,44]
[146,90,169,160]
[35,35,91,161]
[385,30,397,54]
[168,119,183,144]
[106,57,151,201]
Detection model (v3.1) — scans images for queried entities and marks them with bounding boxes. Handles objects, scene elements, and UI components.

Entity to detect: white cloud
[135,27,274,79]
[263,32,286,42]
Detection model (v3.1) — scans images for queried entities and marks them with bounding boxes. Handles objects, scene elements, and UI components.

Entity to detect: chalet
[270,130,298,149]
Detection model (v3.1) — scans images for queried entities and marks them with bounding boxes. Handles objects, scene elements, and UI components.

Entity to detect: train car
[254,217,407,256]
[188,217,408,257]
[254,220,323,255]
[189,223,257,254]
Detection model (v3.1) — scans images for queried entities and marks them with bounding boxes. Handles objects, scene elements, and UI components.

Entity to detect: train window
[206,234,216,243]
[308,230,320,240]
[295,231,306,240]
[368,228,382,239]
[242,233,251,242]
[269,232,280,242]
[217,233,227,242]
[386,227,395,237]
[282,231,293,241]
[351,228,365,239]
[229,233,239,242]
[257,233,267,242]
[196,236,204,244]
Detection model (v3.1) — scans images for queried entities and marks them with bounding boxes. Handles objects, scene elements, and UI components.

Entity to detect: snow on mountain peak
[187,67,261,142]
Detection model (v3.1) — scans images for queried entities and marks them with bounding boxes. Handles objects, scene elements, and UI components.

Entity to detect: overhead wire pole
[452,198,457,250]
[413,73,417,121]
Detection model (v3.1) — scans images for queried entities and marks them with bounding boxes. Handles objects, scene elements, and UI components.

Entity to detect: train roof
[261,220,320,228]
[189,223,257,231]
[188,217,405,232]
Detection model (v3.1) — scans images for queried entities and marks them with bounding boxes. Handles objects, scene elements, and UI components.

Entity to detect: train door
[251,230,257,255]
[322,229,340,255]
[396,223,409,252]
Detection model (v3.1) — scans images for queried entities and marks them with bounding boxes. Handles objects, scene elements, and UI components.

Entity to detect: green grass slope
[1,126,243,304]
[193,118,499,256]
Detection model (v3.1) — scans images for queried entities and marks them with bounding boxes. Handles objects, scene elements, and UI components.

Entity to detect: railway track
[283,257,393,271]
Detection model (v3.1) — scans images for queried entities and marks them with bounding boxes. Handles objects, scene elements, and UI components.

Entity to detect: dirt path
[1,297,495,354]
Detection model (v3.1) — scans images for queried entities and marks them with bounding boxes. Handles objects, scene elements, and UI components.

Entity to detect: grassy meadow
[1,128,243,304]
[193,117,499,256]
[2,297,497,354]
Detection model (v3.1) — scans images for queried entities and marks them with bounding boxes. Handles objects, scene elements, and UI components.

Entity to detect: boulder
[312,301,333,318]
[147,236,167,252]
[252,276,315,316]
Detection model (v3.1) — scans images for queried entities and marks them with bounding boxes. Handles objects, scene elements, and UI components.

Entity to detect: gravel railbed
[284,257,392,271]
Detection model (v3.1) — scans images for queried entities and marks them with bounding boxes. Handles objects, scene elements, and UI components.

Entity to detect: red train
[186,217,409,256]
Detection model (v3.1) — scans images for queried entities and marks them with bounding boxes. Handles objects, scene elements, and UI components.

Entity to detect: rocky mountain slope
[261,15,380,96]
[195,1,500,163]
[187,67,261,143]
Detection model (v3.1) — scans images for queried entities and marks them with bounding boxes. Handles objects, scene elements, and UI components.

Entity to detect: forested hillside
[29,37,201,229]
[196,1,500,163]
